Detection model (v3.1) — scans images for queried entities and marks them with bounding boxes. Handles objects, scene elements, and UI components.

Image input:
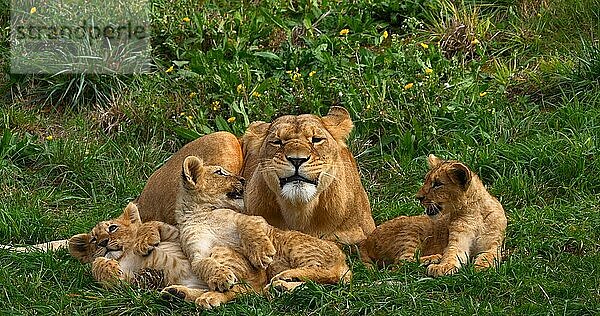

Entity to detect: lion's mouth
[279,174,317,187]
[226,187,244,199]
[425,203,442,216]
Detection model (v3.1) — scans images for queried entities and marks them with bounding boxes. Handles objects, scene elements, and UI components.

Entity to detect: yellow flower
[252,91,261,98]
[339,29,349,36]
[227,117,236,123]
[404,83,414,90]
[425,68,433,74]
[45,135,53,141]
[382,30,389,39]
[187,115,193,120]
[30,7,37,14]
[471,38,480,45]
[309,71,316,77]
[292,72,301,81]
[182,17,191,23]
[236,84,244,94]
[212,101,221,111]
[285,70,293,74]
[166,65,174,73]
[479,91,487,97]
[420,43,429,49]
[189,92,197,98]
[180,112,186,116]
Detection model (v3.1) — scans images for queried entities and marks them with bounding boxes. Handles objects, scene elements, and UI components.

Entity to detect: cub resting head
[360,154,507,277]
[241,106,375,245]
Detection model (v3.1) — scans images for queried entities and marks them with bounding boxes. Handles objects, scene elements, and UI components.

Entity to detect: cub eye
[432,180,443,189]
[269,139,283,147]
[214,169,227,176]
[311,137,325,144]
[90,236,97,244]
[108,224,119,233]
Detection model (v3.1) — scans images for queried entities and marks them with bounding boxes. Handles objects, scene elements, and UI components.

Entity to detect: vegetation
[1,0,599,314]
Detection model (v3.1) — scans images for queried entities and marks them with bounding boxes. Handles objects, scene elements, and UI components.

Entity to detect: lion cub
[69,203,266,309]
[175,156,276,292]
[360,154,507,277]
[178,156,352,293]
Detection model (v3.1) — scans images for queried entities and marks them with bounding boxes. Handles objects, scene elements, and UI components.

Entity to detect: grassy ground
[1,0,600,314]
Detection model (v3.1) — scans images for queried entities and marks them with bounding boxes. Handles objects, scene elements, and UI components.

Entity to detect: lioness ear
[123,202,141,224]
[241,121,270,154]
[427,154,443,169]
[449,163,472,187]
[182,155,205,189]
[321,106,353,142]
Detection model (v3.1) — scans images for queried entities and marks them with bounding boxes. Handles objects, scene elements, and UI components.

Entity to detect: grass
[1,0,600,314]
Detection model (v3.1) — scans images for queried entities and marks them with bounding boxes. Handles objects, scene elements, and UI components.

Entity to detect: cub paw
[247,239,276,269]
[133,230,160,256]
[419,254,443,266]
[207,268,237,292]
[195,292,227,309]
[265,279,305,293]
[426,262,459,277]
[473,253,497,271]
[161,285,191,301]
[92,257,124,285]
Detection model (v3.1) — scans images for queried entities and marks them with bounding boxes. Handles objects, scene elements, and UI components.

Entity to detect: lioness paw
[265,279,305,293]
[426,262,459,277]
[419,254,443,266]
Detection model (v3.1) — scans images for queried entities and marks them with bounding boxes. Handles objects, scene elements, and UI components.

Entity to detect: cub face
[181,156,245,209]
[69,203,141,263]
[251,107,353,203]
[415,154,473,217]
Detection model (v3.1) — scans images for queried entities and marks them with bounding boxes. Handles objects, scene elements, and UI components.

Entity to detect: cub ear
[321,106,354,142]
[68,233,96,263]
[427,154,443,169]
[122,202,141,224]
[182,155,205,189]
[449,163,472,187]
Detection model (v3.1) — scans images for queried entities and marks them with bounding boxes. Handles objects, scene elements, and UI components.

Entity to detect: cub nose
[286,156,310,169]
[416,194,425,203]
[97,239,108,248]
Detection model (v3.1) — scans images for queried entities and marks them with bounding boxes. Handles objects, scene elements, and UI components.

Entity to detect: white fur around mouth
[281,181,317,203]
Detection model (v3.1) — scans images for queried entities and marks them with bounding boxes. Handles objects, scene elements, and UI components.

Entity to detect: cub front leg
[235,214,276,269]
[91,257,125,288]
[133,221,180,256]
[426,229,473,277]
[473,241,503,271]
[191,257,237,292]
[161,285,207,302]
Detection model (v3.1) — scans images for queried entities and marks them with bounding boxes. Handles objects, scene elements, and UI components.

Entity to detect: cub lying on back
[174,156,351,295]
[360,155,507,277]
[69,203,266,309]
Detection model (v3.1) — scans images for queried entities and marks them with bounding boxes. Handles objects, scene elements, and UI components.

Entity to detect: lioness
[359,155,507,277]
[240,106,375,245]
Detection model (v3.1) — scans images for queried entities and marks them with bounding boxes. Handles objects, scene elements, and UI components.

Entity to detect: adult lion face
[249,107,353,204]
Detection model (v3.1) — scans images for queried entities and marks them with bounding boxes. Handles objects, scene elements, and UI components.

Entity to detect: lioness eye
[108,224,119,233]
[270,139,283,146]
[311,137,325,144]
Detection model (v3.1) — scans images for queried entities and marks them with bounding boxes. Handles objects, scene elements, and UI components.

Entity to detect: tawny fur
[136,131,243,225]
[240,106,375,245]
[360,154,507,277]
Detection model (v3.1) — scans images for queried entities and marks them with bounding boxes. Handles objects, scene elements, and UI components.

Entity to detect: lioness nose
[286,156,310,169]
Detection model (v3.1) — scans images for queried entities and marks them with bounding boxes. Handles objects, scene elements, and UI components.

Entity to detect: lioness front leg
[426,230,473,277]
[234,214,276,269]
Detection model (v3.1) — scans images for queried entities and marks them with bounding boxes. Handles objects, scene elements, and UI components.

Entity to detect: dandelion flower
[382,30,388,39]
[30,7,37,14]
[420,43,429,49]
[252,91,261,98]
[285,70,293,74]
[309,71,316,77]
[425,68,433,74]
[45,135,53,141]
[292,72,301,81]
[182,17,191,23]
[180,112,186,116]
[404,83,414,90]
[189,92,197,98]
[471,38,480,45]
[187,116,193,120]
[227,117,236,123]
[339,29,349,36]
[479,91,487,97]
[166,65,174,73]
[212,101,221,111]
[236,84,244,94]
